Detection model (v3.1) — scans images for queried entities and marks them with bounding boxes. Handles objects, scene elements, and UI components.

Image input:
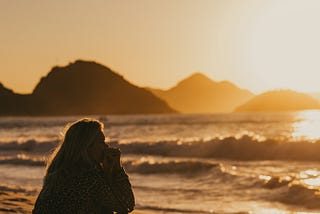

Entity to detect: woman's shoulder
[43,166,107,192]
[83,165,104,176]
[77,166,106,183]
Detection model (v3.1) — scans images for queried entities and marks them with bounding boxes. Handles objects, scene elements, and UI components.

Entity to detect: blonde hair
[45,118,104,181]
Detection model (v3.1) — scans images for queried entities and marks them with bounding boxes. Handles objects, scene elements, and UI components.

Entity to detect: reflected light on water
[296,213,320,214]
[292,110,320,140]
[259,175,271,182]
[303,178,320,188]
[301,169,319,177]
[249,208,298,214]
[300,169,320,189]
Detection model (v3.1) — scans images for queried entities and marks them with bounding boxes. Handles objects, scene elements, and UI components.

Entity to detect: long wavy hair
[44,118,104,185]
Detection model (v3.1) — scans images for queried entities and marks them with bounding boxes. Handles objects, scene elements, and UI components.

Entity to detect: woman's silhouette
[33,118,135,214]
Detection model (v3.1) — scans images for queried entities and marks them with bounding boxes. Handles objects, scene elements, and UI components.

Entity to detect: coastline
[0,190,155,214]
[0,190,36,213]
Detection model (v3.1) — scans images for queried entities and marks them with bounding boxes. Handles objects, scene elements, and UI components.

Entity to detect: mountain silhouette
[147,73,254,113]
[0,83,33,115]
[235,90,320,112]
[0,60,175,115]
[0,83,14,96]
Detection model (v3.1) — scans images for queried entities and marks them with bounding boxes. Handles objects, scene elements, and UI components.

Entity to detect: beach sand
[0,190,36,213]
[0,189,154,214]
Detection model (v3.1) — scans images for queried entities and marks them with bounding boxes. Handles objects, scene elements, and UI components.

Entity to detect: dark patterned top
[32,167,135,214]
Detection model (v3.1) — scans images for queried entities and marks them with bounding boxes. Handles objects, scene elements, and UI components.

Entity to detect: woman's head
[46,118,106,175]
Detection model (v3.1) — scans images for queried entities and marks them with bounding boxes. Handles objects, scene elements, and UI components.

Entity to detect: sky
[1,0,320,94]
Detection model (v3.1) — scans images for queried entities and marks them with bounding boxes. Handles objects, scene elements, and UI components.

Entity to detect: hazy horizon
[2,59,319,96]
[3,59,320,97]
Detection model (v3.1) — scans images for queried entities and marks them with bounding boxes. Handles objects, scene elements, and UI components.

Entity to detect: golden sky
[1,0,320,94]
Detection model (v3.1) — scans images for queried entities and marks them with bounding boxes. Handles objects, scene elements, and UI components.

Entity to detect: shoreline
[0,190,156,214]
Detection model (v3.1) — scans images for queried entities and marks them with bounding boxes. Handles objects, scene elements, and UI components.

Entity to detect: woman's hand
[102,146,122,176]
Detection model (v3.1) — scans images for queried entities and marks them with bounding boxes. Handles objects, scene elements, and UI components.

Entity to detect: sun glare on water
[303,177,320,189]
[292,111,320,140]
[300,169,320,189]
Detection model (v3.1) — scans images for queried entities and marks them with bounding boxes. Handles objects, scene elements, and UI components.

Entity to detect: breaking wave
[119,135,320,161]
[0,155,45,166]
[0,140,58,152]
[257,175,320,209]
[123,159,219,175]
[2,135,320,162]
[0,185,37,195]
[278,183,320,209]
[0,154,221,177]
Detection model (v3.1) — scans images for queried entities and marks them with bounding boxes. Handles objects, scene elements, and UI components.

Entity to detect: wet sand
[0,189,154,214]
[0,190,36,213]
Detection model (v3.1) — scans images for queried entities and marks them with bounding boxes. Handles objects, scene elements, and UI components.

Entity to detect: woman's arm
[100,147,135,213]
[109,167,135,213]
[88,168,135,213]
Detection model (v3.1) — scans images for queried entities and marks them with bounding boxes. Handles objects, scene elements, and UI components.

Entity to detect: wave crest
[0,140,58,152]
[2,135,320,162]
[0,155,45,166]
[120,135,320,161]
[123,159,219,175]
[257,175,320,209]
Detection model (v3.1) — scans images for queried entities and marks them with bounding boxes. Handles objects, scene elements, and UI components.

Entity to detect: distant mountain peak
[179,72,215,85]
[68,60,115,74]
[188,72,212,79]
[71,59,110,69]
[171,72,217,91]
[235,89,320,112]
[27,59,175,115]
[148,72,254,113]
[49,60,116,76]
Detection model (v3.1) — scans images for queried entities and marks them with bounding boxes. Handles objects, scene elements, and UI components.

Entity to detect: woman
[33,118,135,214]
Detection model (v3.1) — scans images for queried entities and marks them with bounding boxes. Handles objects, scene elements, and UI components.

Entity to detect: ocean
[1,112,320,213]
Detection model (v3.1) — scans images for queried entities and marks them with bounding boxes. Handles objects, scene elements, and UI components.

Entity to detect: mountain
[0,83,14,96]
[0,83,33,115]
[235,90,320,112]
[0,84,25,115]
[0,60,175,115]
[147,73,254,113]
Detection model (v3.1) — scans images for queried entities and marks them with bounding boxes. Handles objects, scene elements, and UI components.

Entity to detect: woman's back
[34,168,106,213]
[33,118,135,214]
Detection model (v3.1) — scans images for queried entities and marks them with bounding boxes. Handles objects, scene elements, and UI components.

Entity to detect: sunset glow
[292,111,320,140]
[2,0,320,94]
[3,1,320,211]
[300,169,320,189]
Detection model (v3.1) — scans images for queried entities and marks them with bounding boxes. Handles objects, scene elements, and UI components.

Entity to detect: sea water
[0,112,320,213]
